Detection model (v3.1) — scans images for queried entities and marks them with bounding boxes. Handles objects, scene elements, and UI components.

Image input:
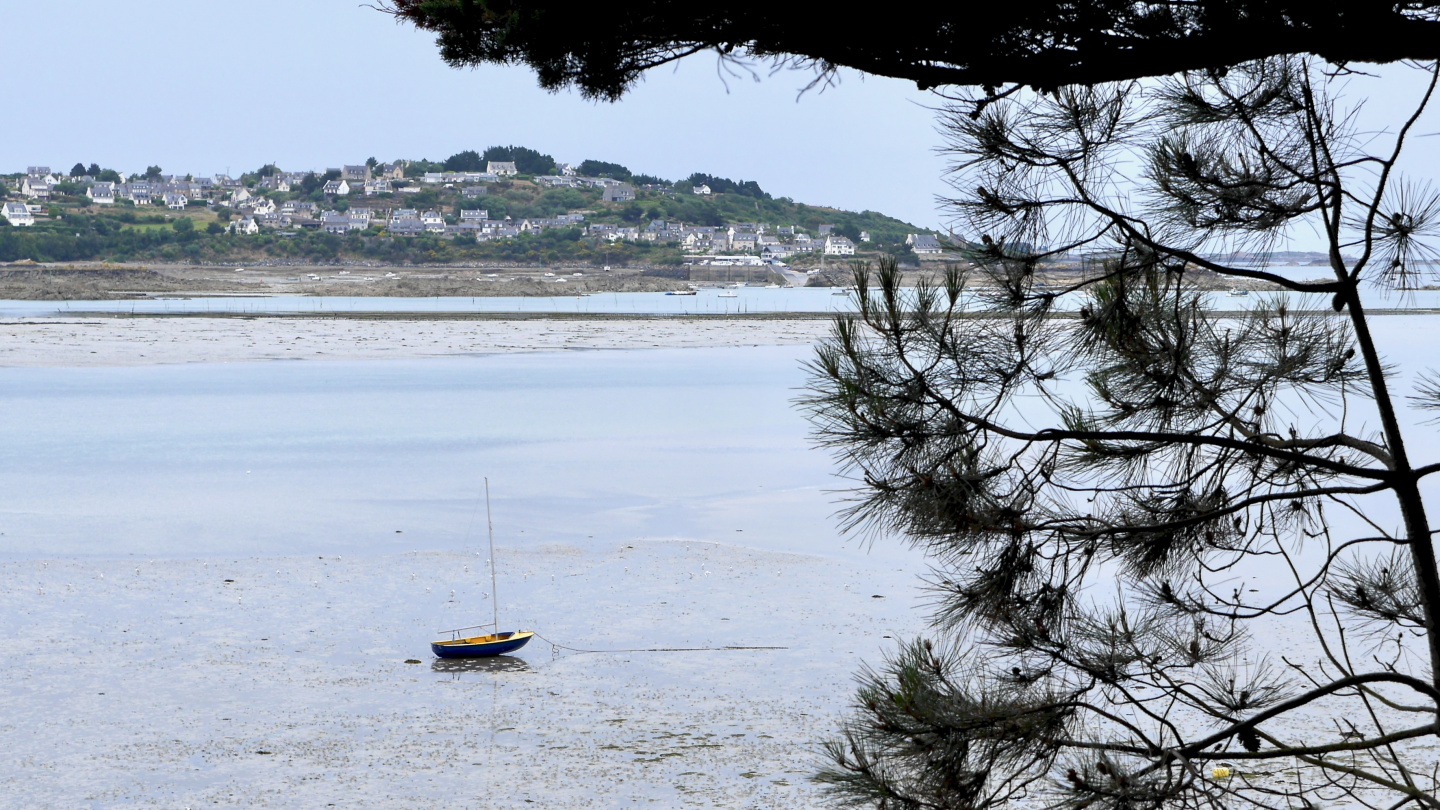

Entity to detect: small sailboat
[432,628,534,658]
[431,479,533,659]
[1227,288,1250,297]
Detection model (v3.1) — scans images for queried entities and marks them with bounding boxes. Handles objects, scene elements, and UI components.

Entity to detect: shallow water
[0,346,909,566]
[0,345,932,806]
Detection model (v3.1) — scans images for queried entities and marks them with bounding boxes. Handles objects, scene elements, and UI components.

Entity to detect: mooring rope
[531,631,787,656]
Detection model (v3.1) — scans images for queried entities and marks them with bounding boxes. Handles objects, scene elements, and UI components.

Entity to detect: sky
[0,1,951,229]
[7,4,1440,248]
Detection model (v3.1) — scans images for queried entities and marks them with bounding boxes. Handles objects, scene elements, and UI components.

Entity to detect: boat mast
[486,477,499,633]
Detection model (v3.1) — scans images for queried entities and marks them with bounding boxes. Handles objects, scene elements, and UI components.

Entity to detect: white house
[907,234,943,255]
[163,192,188,210]
[692,184,711,195]
[229,187,252,205]
[460,209,489,221]
[20,176,51,199]
[420,210,446,232]
[250,197,277,215]
[364,179,391,195]
[2,201,35,226]
[824,235,857,256]
[486,161,518,176]
[230,217,259,235]
[87,182,116,205]
[322,179,350,196]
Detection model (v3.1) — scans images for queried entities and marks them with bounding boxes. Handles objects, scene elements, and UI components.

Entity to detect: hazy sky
[2,1,951,229]
[7,3,1440,248]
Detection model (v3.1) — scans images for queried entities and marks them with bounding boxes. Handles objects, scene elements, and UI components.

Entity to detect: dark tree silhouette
[577,159,631,180]
[387,2,1440,100]
[803,58,1440,809]
[443,149,484,172]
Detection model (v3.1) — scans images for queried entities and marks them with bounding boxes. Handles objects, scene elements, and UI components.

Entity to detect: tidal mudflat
[1,540,921,808]
[0,339,927,807]
[8,312,1439,806]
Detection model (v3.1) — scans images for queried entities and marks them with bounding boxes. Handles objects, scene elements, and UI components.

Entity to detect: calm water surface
[0,346,901,564]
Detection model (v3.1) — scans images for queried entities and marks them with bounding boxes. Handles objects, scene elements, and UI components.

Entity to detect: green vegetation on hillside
[1,146,927,264]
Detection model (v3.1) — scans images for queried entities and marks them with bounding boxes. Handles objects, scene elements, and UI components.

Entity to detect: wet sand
[2,540,922,808]
[0,316,835,367]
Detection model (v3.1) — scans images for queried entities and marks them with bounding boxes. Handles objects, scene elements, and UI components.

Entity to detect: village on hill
[0,148,950,271]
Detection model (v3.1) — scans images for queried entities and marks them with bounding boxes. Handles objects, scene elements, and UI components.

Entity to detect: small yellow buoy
[1212,766,1231,778]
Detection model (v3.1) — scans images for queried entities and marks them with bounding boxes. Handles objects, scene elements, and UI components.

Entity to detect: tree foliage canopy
[804,57,1440,810]
[686,173,767,199]
[578,159,631,180]
[481,144,556,175]
[389,1,1440,99]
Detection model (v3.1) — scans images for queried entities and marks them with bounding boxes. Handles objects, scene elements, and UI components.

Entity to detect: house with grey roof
[87,182,116,205]
[321,210,365,234]
[163,192,188,210]
[122,182,152,204]
[2,202,35,226]
[486,161,518,176]
[20,176,51,199]
[907,234,943,255]
[731,232,761,253]
[342,165,370,182]
[322,179,350,196]
[824,235,856,256]
[602,183,635,203]
[388,218,426,237]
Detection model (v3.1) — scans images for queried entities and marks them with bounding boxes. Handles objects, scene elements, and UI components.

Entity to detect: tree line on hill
[423,146,768,198]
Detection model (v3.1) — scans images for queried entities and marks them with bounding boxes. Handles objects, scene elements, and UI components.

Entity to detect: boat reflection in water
[431,654,532,675]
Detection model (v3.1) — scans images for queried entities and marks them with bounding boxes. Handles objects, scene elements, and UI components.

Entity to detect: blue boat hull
[431,631,534,658]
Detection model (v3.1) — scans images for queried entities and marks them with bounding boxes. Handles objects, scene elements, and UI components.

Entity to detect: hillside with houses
[0,148,952,270]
